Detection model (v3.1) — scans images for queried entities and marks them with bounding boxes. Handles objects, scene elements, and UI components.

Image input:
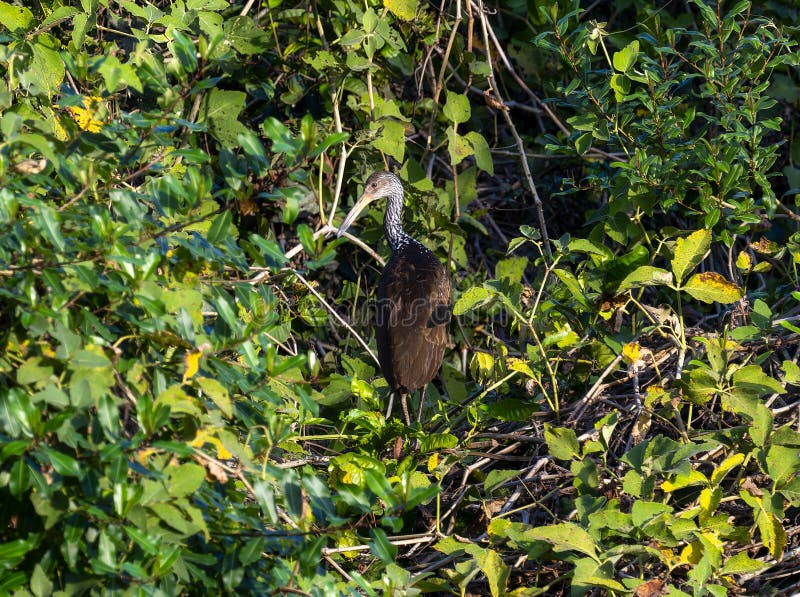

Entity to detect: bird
[337,171,451,425]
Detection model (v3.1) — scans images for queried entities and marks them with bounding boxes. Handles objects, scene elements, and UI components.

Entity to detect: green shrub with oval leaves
[1,0,800,595]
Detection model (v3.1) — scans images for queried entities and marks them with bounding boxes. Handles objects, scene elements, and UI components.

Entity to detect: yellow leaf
[471,351,495,383]
[711,452,745,486]
[337,530,362,559]
[735,251,752,272]
[622,341,641,365]
[183,350,201,383]
[507,358,535,377]
[698,486,721,514]
[680,540,703,565]
[428,452,439,472]
[190,428,233,460]
[66,96,105,132]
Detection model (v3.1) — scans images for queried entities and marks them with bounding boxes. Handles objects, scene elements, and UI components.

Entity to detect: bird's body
[338,172,451,423]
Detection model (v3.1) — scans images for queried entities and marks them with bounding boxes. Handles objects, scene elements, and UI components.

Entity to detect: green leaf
[614,266,672,293]
[575,131,592,154]
[720,552,767,575]
[33,205,66,252]
[223,15,271,55]
[567,113,598,132]
[203,90,248,148]
[369,528,397,564]
[612,40,639,72]
[446,128,472,165]
[46,449,82,477]
[757,511,787,560]
[0,1,34,32]
[609,73,630,101]
[17,358,53,386]
[544,424,579,461]
[419,433,458,453]
[453,286,493,315]
[443,91,470,124]
[683,272,743,304]
[485,398,536,422]
[30,562,53,597]
[39,6,80,31]
[495,256,528,284]
[523,523,598,560]
[475,549,510,597]
[206,209,231,245]
[732,365,785,397]
[0,538,34,566]
[766,444,800,487]
[484,469,519,493]
[782,360,800,385]
[167,463,206,498]
[464,131,494,174]
[371,118,406,162]
[631,500,672,528]
[168,28,197,73]
[19,33,65,97]
[672,229,711,285]
[752,403,773,449]
[197,376,233,418]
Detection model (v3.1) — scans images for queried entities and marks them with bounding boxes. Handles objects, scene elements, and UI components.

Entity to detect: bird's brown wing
[376,244,451,394]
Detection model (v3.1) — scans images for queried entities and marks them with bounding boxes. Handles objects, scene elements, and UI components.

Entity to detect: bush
[1,0,799,595]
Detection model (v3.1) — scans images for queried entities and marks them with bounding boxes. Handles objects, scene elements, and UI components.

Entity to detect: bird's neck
[385,190,411,252]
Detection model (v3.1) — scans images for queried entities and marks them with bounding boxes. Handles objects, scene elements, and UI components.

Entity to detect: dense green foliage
[1,0,799,595]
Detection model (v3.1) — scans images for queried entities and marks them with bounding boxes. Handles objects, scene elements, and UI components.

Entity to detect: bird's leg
[400,393,411,425]
[416,383,427,423]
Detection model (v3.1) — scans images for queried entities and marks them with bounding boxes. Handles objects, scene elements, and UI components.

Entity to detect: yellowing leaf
[427,452,439,473]
[661,469,707,492]
[751,237,779,255]
[190,428,233,460]
[735,250,752,272]
[183,350,201,383]
[672,229,711,284]
[471,351,495,383]
[622,341,641,365]
[680,540,703,565]
[336,530,362,559]
[683,272,743,304]
[721,552,769,575]
[711,452,745,486]
[698,486,721,513]
[384,0,417,21]
[507,358,535,378]
[758,511,787,560]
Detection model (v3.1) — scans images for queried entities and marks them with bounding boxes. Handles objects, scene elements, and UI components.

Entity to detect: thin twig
[473,0,552,259]
[289,269,380,366]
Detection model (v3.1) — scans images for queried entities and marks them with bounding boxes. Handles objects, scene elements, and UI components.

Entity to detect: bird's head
[337,171,402,237]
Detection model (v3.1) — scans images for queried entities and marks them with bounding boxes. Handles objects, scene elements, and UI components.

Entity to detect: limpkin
[338,171,451,425]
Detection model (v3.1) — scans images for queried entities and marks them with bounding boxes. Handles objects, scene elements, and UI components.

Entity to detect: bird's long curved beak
[337,191,375,237]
